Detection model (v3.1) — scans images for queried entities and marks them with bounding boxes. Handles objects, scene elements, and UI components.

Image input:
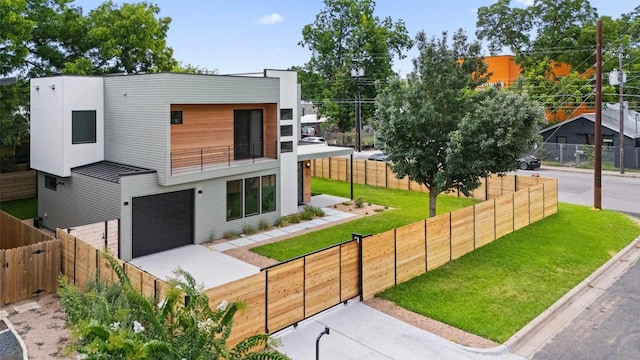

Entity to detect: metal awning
[296,144,354,162]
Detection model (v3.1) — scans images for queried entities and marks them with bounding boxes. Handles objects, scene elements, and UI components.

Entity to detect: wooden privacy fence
[67,219,119,257]
[57,174,558,345]
[1,211,52,250]
[57,229,173,305]
[0,239,63,306]
[311,157,549,201]
[0,170,36,202]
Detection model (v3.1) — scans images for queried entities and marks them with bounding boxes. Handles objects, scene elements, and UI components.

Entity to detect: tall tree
[299,0,412,131]
[375,30,543,217]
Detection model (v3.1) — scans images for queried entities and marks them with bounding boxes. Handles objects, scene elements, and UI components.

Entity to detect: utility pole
[351,62,364,152]
[618,46,625,174]
[594,19,602,210]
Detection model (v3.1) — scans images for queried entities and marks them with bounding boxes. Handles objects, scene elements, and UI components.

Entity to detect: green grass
[251,177,479,261]
[0,197,37,219]
[377,203,640,343]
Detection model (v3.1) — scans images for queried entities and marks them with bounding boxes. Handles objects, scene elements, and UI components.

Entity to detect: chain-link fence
[535,143,640,170]
[324,129,378,148]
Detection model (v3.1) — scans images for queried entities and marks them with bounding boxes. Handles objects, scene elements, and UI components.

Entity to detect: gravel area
[0,295,73,359]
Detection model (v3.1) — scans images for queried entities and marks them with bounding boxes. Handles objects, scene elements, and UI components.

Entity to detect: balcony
[170,142,278,175]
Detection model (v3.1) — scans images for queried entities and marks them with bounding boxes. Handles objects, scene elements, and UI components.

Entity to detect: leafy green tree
[375,31,543,217]
[0,80,28,148]
[59,254,288,360]
[298,0,413,131]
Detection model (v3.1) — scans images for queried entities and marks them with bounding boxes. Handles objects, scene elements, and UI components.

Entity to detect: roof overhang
[297,144,354,162]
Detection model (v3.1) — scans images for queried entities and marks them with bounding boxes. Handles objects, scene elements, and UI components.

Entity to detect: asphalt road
[531,252,640,360]
[517,168,640,217]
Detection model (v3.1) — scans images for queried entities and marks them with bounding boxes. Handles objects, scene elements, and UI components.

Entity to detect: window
[226,175,277,220]
[262,175,276,213]
[280,108,293,120]
[280,125,293,137]
[226,180,243,220]
[556,136,567,144]
[603,136,614,146]
[72,110,96,144]
[636,139,640,147]
[281,141,293,153]
[170,110,183,125]
[234,109,263,159]
[45,175,57,191]
[244,177,260,216]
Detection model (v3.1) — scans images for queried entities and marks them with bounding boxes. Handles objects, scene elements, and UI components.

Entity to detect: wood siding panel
[395,222,426,283]
[495,194,514,239]
[529,184,545,223]
[543,179,558,216]
[426,215,450,270]
[267,259,304,333]
[340,241,360,301]
[362,230,395,300]
[474,201,495,248]
[304,248,341,317]
[451,207,475,259]
[513,190,530,230]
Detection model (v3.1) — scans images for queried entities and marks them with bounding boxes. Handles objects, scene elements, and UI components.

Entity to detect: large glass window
[262,175,276,213]
[244,177,260,216]
[226,180,243,220]
[72,110,96,144]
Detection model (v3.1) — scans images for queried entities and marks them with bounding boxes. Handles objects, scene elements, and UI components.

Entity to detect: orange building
[482,55,592,122]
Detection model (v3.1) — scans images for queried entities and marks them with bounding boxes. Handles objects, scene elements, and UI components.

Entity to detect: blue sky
[72,0,638,75]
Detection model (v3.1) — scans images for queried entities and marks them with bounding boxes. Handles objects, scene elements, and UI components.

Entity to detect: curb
[539,165,640,179]
[505,234,640,358]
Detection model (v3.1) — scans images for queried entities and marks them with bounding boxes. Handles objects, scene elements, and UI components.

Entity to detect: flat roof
[72,161,156,183]
[297,144,354,161]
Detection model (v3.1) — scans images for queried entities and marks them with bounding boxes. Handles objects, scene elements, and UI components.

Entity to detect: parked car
[518,155,541,170]
[368,152,389,161]
[299,136,327,144]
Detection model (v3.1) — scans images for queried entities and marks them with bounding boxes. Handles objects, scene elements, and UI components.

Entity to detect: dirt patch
[1,294,74,359]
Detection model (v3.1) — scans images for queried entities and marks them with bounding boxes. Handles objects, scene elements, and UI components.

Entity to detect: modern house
[539,103,640,169]
[30,70,352,261]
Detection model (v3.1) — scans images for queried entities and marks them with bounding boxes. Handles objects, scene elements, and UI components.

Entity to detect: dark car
[518,155,541,170]
[368,152,389,161]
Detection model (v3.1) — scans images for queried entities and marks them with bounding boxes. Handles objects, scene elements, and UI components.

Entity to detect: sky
[72,0,638,76]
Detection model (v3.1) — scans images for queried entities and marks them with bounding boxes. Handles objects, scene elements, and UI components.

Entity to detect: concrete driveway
[129,245,259,289]
[275,301,523,360]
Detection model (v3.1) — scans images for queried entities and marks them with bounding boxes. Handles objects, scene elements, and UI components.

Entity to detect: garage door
[132,189,194,258]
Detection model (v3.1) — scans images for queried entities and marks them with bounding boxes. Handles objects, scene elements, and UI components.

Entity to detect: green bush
[258,219,271,231]
[355,197,364,208]
[223,230,240,240]
[287,214,301,224]
[242,224,257,235]
[58,253,288,359]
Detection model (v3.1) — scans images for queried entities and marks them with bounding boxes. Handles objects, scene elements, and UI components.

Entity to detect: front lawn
[0,197,38,219]
[251,177,479,261]
[377,203,640,343]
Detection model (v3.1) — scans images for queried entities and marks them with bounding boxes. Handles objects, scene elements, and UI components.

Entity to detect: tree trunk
[429,189,437,218]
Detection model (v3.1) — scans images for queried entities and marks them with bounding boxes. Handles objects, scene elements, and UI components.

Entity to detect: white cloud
[470,8,477,14]
[256,13,283,25]
[515,0,534,6]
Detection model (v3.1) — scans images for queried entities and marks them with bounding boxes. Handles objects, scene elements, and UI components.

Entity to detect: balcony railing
[170,142,278,175]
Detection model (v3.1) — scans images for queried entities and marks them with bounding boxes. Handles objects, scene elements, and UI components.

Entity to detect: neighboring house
[539,103,640,169]
[30,70,352,261]
[300,100,326,138]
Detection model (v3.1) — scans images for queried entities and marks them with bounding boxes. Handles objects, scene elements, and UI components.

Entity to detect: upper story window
[280,108,293,120]
[45,175,57,191]
[72,110,96,144]
[280,125,293,137]
[280,141,293,153]
[171,110,183,125]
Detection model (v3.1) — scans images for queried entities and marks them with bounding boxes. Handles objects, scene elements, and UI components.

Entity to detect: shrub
[58,253,288,360]
[287,214,301,224]
[300,207,315,220]
[223,230,240,240]
[242,224,257,235]
[274,217,285,227]
[258,219,271,231]
[355,197,364,208]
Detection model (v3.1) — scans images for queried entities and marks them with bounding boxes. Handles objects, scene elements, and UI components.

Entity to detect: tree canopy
[298,0,413,131]
[375,30,544,217]
[476,0,640,118]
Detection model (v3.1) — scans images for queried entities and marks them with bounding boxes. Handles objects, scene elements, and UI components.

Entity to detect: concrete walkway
[212,195,355,252]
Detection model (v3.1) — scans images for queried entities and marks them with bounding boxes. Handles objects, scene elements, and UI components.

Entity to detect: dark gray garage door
[132,189,194,258]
